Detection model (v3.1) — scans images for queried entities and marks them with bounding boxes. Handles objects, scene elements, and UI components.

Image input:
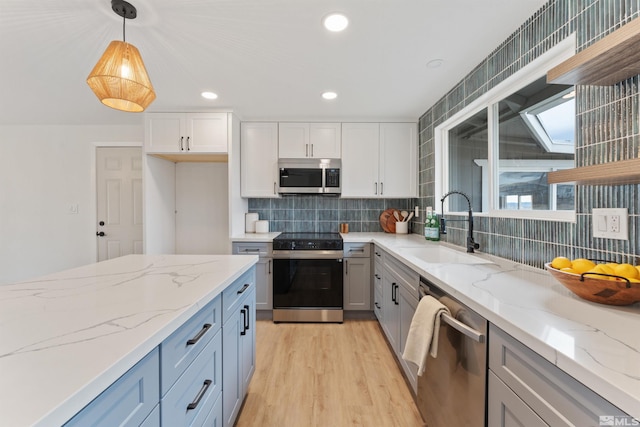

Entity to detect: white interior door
[96,147,143,261]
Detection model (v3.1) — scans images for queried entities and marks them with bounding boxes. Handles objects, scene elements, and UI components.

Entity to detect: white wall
[0,124,143,284]
[176,162,229,254]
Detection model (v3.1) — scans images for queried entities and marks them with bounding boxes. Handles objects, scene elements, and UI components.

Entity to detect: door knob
[96,231,105,237]
[99,221,105,226]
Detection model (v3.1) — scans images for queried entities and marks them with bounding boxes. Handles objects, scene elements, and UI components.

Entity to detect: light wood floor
[235,318,425,427]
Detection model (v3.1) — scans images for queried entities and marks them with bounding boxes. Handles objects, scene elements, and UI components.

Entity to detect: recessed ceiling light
[426,59,444,69]
[322,91,338,100]
[201,91,218,100]
[323,13,349,32]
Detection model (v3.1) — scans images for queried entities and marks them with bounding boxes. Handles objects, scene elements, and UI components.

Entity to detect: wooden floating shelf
[149,153,228,163]
[547,158,640,185]
[547,17,640,85]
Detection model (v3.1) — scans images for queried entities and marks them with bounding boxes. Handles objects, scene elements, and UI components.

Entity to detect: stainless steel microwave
[277,159,341,195]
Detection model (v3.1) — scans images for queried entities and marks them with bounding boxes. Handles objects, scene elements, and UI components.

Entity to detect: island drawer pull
[186,323,212,346]
[186,379,212,410]
[237,284,250,294]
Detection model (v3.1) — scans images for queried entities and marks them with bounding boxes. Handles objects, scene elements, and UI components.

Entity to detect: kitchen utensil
[379,209,395,232]
[405,212,414,222]
[545,263,640,305]
[393,210,400,221]
[401,210,409,221]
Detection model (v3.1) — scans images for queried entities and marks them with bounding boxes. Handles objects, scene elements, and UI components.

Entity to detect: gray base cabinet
[372,246,385,320]
[233,242,272,310]
[378,252,420,394]
[343,243,371,310]
[488,324,628,426]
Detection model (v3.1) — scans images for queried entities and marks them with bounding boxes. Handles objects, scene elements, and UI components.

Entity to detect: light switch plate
[592,208,628,240]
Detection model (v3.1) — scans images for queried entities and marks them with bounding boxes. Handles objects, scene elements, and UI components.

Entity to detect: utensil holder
[395,221,408,234]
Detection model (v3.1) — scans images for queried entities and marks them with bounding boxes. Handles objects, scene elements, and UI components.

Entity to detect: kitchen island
[0,254,258,427]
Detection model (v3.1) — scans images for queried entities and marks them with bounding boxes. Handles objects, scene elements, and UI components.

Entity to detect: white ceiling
[0,0,549,126]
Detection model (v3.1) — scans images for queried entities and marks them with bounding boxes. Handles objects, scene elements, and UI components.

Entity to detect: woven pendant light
[87,1,155,112]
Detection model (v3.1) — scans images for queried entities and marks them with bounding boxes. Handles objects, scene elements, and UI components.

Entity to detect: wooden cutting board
[379,208,395,232]
[386,212,398,233]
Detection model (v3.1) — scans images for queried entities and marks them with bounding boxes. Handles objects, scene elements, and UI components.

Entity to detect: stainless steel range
[272,232,344,323]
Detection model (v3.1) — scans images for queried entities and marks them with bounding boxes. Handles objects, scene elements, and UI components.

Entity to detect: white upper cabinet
[378,123,417,198]
[145,113,228,154]
[241,122,279,198]
[341,123,380,197]
[341,123,417,198]
[278,123,341,159]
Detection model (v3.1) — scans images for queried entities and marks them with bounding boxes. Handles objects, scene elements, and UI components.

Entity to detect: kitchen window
[435,37,576,221]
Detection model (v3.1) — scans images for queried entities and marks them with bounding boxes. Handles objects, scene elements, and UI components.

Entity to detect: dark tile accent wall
[416,0,640,268]
[248,197,413,234]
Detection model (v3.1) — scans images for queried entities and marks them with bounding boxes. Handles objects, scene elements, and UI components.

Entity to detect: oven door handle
[420,286,485,343]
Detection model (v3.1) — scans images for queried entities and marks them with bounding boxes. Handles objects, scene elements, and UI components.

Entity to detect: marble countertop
[0,254,258,427]
[230,232,281,242]
[343,232,640,419]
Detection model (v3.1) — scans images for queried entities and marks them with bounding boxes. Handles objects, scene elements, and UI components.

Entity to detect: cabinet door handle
[180,136,184,151]
[345,260,348,275]
[240,307,247,336]
[374,182,378,195]
[375,302,381,309]
[311,144,314,157]
[306,143,309,157]
[391,282,396,303]
[380,182,384,195]
[394,284,399,305]
[244,304,250,332]
[348,248,365,253]
[237,283,250,294]
[186,323,212,346]
[268,259,271,274]
[242,248,260,253]
[374,273,380,280]
[273,182,276,195]
[186,379,212,410]
[186,136,190,151]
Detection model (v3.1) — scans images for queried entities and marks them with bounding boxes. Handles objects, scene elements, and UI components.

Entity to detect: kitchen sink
[396,246,493,265]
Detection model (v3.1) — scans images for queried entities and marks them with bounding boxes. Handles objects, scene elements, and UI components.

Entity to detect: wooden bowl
[545,263,640,306]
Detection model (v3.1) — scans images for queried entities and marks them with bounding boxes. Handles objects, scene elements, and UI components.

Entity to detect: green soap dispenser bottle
[424,207,433,241]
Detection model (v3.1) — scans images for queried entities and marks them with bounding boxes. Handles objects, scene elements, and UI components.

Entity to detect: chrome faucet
[440,191,480,253]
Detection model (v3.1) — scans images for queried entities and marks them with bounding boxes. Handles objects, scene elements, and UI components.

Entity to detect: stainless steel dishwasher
[417,277,487,427]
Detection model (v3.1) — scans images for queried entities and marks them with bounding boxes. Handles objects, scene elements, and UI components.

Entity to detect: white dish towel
[402,295,451,376]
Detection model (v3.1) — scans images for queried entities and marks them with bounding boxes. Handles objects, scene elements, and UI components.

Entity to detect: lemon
[571,258,596,274]
[636,265,640,277]
[560,267,578,275]
[614,263,639,280]
[551,256,572,270]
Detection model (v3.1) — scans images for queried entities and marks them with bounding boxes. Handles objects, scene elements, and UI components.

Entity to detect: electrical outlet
[610,215,620,233]
[592,208,628,240]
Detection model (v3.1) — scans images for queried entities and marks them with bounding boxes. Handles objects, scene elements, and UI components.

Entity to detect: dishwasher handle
[419,285,485,343]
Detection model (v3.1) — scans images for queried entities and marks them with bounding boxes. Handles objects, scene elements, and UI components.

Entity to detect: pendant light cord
[122,13,126,42]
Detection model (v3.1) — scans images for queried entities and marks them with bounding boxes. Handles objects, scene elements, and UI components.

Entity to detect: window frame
[434,34,577,222]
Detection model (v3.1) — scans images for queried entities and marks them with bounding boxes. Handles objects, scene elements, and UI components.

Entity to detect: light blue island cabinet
[0,255,258,427]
